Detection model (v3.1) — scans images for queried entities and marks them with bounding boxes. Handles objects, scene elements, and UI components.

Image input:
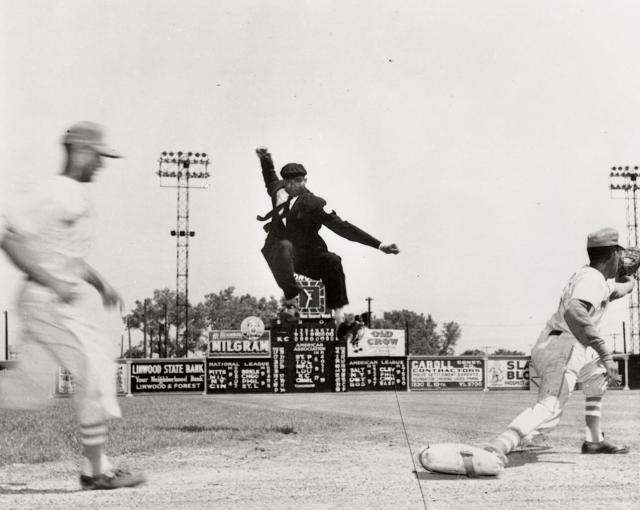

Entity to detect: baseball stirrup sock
[584,397,603,443]
[490,429,520,455]
[80,422,107,446]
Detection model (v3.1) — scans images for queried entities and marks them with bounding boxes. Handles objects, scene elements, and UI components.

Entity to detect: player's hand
[380,243,400,254]
[100,283,124,312]
[255,146,270,160]
[603,358,621,386]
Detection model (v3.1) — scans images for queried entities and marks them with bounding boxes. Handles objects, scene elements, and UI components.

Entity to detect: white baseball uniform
[508,265,611,437]
[0,175,121,425]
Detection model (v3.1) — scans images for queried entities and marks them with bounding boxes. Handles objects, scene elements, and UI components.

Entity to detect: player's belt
[549,330,562,336]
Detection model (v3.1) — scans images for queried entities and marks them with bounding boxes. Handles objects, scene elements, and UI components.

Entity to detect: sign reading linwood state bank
[129,359,205,393]
[409,357,484,390]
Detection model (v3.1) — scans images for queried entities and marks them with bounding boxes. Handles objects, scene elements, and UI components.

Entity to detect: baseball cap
[62,121,122,158]
[586,227,625,249]
[280,163,307,179]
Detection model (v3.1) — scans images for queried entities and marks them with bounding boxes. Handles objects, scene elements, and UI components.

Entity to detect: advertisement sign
[487,358,530,390]
[347,328,406,357]
[409,357,484,390]
[206,359,272,393]
[271,319,346,392]
[208,331,271,358]
[129,359,205,393]
[116,362,128,395]
[55,366,74,396]
[347,358,407,391]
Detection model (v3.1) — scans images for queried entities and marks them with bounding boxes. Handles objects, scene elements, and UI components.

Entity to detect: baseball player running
[484,227,634,462]
[0,122,145,490]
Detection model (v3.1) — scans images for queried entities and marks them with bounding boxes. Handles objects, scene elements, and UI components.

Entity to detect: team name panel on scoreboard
[409,357,484,390]
[271,319,347,393]
[347,357,407,391]
[129,360,206,394]
[205,359,272,393]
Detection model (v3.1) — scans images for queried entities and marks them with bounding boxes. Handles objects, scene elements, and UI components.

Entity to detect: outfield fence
[0,321,636,397]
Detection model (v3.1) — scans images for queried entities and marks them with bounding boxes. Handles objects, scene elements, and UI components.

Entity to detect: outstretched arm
[321,209,399,253]
[255,147,282,196]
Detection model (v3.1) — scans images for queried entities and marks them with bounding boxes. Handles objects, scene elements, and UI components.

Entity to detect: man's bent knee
[276,240,294,253]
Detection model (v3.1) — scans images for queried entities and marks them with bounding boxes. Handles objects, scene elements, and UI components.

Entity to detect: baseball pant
[262,239,349,309]
[0,282,121,426]
[507,328,608,438]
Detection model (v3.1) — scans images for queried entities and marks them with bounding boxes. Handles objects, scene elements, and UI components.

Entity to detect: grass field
[1,390,639,509]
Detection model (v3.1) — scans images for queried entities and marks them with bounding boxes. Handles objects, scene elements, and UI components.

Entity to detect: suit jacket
[259,156,381,253]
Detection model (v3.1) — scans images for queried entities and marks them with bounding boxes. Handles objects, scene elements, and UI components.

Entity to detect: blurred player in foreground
[0,122,145,490]
[485,227,633,463]
[255,146,399,336]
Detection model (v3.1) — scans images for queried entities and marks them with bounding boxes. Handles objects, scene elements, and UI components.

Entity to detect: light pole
[3,310,8,361]
[610,165,640,354]
[158,150,211,357]
[365,297,373,327]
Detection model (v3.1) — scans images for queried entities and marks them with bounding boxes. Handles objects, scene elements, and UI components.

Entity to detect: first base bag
[418,443,504,477]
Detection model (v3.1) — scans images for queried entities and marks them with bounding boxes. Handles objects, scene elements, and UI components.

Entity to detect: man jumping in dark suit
[255,146,399,334]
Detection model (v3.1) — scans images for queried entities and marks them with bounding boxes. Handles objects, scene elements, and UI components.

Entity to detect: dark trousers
[262,239,349,309]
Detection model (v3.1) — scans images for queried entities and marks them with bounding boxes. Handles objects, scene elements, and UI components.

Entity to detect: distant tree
[122,288,207,358]
[371,309,461,355]
[122,345,144,359]
[493,348,526,356]
[201,287,280,330]
[122,287,280,358]
[459,348,527,356]
[440,321,461,356]
[460,349,486,356]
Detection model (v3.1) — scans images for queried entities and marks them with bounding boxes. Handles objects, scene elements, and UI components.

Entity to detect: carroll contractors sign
[487,358,530,390]
[347,328,406,357]
[409,357,484,390]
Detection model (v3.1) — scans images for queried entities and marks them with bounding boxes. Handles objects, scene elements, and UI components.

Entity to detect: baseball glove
[618,247,640,277]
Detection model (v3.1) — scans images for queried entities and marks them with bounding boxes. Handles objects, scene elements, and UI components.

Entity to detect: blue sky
[2,1,640,355]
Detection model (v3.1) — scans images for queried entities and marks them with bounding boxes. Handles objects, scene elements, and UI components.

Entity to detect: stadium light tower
[609,165,640,354]
[158,151,211,357]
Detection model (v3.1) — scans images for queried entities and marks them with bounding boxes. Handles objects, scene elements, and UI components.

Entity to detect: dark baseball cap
[62,121,122,158]
[280,163,307,179]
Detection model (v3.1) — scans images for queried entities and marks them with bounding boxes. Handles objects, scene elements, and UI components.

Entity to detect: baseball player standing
[0,122,145,490]
[485,227,633,462]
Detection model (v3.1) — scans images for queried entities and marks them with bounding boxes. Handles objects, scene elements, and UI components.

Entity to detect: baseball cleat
[581,438,629,454]
[516,432,548,451]
[481,444,509,466]
[80,469,146,490]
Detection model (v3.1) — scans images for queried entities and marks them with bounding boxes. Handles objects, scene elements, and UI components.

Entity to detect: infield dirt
[1,390,638,509]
